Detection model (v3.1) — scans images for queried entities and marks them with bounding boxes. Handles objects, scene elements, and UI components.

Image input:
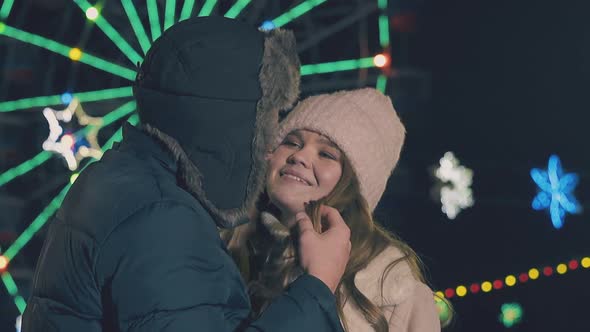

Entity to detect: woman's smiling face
[266,129,343,224]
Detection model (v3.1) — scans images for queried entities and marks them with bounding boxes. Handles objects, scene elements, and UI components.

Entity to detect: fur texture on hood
[133,17,300,228]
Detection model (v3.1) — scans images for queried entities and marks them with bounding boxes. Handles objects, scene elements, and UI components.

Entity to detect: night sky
[1,0,588,331]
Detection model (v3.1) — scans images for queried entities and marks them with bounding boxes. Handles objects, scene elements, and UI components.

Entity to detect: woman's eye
[320,151,336,160]
[282,140,301,148]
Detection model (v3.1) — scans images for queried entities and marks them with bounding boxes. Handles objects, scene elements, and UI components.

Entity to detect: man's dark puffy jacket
[23,16,344,331]
[23,124,342,331]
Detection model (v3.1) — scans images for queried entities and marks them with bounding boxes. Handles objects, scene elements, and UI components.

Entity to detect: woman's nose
[287,149,311,168]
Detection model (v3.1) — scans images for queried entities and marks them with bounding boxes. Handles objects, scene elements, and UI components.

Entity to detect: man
[22,16,350,331]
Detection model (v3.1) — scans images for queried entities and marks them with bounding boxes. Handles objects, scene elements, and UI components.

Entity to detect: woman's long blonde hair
[223,154,451,331]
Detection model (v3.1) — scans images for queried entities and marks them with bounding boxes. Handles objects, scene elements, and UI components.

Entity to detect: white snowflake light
[434,152,474,219]
[42,98,103,170]
[15,315,21,332]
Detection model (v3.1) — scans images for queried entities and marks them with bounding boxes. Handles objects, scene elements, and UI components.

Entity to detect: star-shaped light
[15,315,22,332]
[434,152,474,219]
[499,303,523,328]
[531,155,581,229]
[42,98,103,170]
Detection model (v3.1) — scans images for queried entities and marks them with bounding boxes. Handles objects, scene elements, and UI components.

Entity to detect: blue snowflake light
[531,155,581,229]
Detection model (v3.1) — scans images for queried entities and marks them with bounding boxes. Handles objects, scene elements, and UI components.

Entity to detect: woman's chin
[269,195,304,214]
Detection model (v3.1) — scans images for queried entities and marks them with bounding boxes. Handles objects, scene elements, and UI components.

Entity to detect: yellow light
[528,268,539,280]
[456,285,467,297]
[435,291,445,299]
[0,256,8,270]
[556,263,567,274]
[582,257,590,268]
[373,54,388,68]
[505,275,516,287]
[481,281,492,292]
[69,48,83,61]
[86,7,99,21]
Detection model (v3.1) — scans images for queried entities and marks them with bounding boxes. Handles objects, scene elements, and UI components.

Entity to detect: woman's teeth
[284,174,308,184]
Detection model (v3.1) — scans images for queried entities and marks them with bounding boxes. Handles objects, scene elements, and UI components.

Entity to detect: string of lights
[436,256,590,300]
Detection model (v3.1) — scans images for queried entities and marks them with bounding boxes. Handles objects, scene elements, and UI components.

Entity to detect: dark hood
[133,16,300,228]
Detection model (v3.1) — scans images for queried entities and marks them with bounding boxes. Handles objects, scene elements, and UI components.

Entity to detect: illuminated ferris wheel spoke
[2,108,138,263]
[0,24,136,80]
[301,57,375,76]
[147,0,162,41]
[0,0,15,20]
[164,0,177,31]
[0,87,133,113]
[0,101,136,189]
[179,0,197,22]
[0,272,26,314]
[0,152,53,188]
[121,0,152,54]
[225,0,252,19]
[1,1,392,316]
[73,0,143,65]
[271,0,327,28]
[198,0,219,17]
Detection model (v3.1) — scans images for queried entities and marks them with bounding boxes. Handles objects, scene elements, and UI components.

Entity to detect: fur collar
[140,28,300,229]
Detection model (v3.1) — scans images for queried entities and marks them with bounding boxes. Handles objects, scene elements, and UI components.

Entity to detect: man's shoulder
[58,148,205,243]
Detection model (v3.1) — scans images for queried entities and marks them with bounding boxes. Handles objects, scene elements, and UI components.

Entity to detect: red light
[373,54,389,68]
[519,273,529,283]
[543,266,553,276]
[569,260,579,270]
[470,283,480,293]
[444,288,455,298]
[0,256,8,272]
[493,280,503,289]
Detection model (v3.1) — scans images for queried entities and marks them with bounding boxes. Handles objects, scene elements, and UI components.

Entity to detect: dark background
[1,0,588,331]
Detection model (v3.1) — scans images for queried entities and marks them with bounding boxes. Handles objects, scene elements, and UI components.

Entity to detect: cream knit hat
[275,88,406,212]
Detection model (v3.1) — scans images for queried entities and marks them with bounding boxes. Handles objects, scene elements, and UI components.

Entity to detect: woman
[225,88,446,331]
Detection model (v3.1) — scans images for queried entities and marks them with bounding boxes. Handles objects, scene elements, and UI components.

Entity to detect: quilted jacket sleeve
[98,201,343,332]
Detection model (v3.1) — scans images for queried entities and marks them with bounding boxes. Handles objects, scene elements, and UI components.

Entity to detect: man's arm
[97,201,344,331]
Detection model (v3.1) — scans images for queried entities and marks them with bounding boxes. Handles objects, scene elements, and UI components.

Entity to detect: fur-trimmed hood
[133,16,300,228]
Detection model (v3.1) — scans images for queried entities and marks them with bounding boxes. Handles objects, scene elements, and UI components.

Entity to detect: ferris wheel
[0,0,396,319]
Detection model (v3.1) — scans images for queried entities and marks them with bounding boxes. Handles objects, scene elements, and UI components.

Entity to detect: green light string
[0,24,136,80]
[73,0,143,65]
[198,0,218,16]
[121,0,152,54]
[0,152,53,188]
[225,0,252,19]
[272,0,327,28]
[301,57,375,76]
[378,15,390,48]
[164,0,176,31]
[2,104,137,261]
[179,0,197,21]
[147,0,162,41]
[1,273,26,314]
[0,113,139,313]
[0,101,136,189]
[0,0,15,20]
[0,87,133,113]
[376,74,387,93]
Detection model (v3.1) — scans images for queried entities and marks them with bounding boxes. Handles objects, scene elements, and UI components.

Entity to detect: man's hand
[296,205,351,293]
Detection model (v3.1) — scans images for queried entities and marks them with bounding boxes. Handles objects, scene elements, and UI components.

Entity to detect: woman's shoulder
[354,246,428,306]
